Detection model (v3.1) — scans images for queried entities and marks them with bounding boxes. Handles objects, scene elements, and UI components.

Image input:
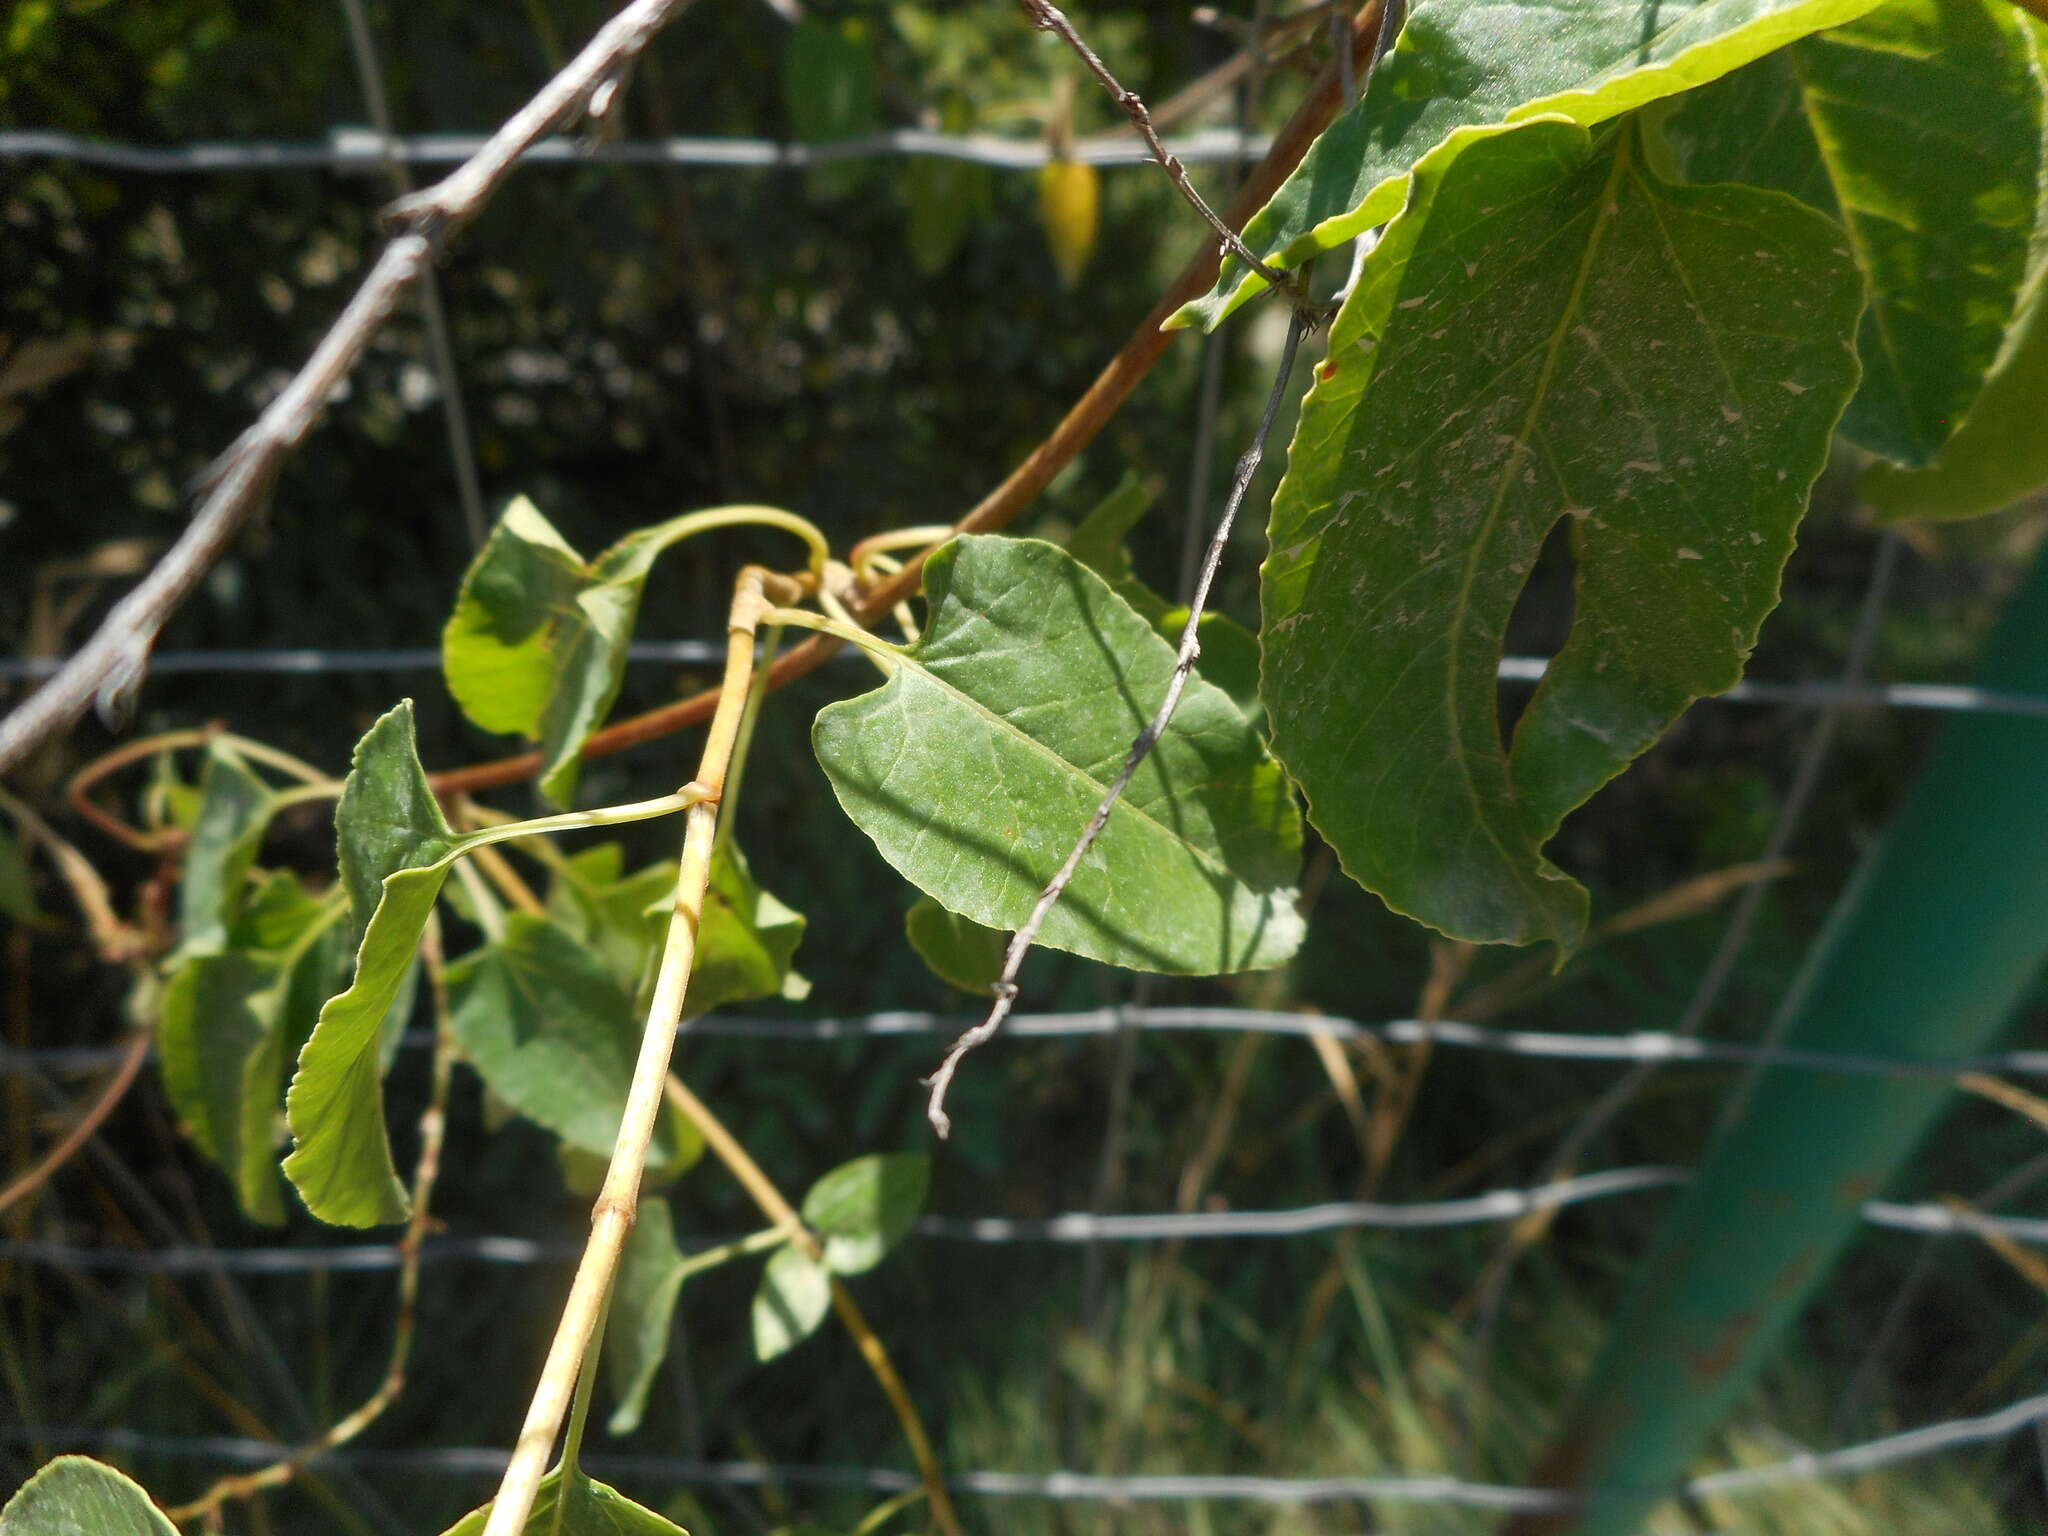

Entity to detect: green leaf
[1866,18,2048,519]
[160,953,289,1225]
[801,1152,929,1275]
[813,535,1303,974]
[438,1467,688,1535]
[905,896,1007,992]
[444,498,738,806]
[447,912,691,1166]
[905,101,989,274]
[1064,471,1165,621]
[0,1457,177,1535]
[0,819,39,923]
[683,845,809,1016]
[1174,0,1884,331]
[177,742,274,956]
[783,16,880,200]
[604,1195,690,1436]
[1657,0,2045,465]
[752,1242,832,1361]
[285,701,466,1227]
[1263,118,1861,947]
[549,842,675,996]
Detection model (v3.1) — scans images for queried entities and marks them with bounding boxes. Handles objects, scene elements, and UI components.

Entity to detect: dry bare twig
[0,0,703,775]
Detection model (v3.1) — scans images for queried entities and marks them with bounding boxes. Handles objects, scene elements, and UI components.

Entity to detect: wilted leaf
[161,953,287,1225]
[801,1152,929,1275]
[605,1195,690,1436]
[1262,119,1860,947]
[814,536,1302,974]
[0,1456,177,1535]
[1038,158,1100,290]
[447,912,692,1166]
[438,1467,688,1535]
[905,896,1007,992]
[752,1242,832,1361]
[1175,0,1884,330]
[1659,0,2045,464]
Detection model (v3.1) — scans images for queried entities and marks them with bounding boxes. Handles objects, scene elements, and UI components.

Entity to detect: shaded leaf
[1038,159,1100,290]
[549,842,675,996]
[177,743,274,956]
[1659,0,2045,464]
[1866,20,2048,520]
[285,701,466,1227]
[1064,471,1163,620]
[448,912,692,1166]
[814,536,1303,974]
[160,953,288,1225]
[683,845,808,1017]
[752,1242,832,1361]
[1175,0,1883,330]
[1263,119,1861,947]
[605,1196,690,1437]
[784,16,880,201]
[802,1152,929,1275]
[439,1467,688,1535]
[905,99,989,274]
[0,1456,176,1535]
[905,896,1007,992]
[0,819,39,923]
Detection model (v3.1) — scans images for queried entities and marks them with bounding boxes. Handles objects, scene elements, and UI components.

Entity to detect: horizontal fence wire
[0,126,1271,175]
[9,644,2048,720]
[13,1005,2048,1081]
[4,1168,2043,1276]
[8,1387,2048,1512]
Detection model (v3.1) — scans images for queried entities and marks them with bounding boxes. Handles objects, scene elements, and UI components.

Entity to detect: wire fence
[10,5,2048,1526]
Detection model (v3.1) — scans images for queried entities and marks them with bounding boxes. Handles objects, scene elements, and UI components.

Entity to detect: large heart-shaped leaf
[1263,118,1861,947]
[439,1468,687,1535]
[1658,0,2045,465]
[0,1457,177,1535]
[813,536,1303,974]
[1174,0,1884,331]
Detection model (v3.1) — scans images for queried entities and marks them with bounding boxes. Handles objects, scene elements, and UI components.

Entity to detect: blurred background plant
[4,1,2047,1531]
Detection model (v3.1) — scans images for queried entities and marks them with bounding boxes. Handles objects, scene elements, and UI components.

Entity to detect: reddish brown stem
[430,0,1386,799]
[0,1030,151,1218]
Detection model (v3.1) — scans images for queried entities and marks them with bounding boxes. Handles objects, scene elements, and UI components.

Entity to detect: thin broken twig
[1019,0,1304,301]
[925,306,1311,1136]
[0,0,701,775]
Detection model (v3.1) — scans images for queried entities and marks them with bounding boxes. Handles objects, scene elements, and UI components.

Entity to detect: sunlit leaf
[0,1456,177,1535]
[905,896,1006,992]
[447,912,692,1166]
[445,498,789,806]
[604,1195,690,1436]
[683,845,808,1017]
[752,1242,832,1361]
[177,742,274,956]
[801,1152,929,1275]
[1175,0,1884,330]
[814,536,1303,974]
[1262,119,1861,947]
[1658,0,2045,465]
[1038,158,1100,290]
[439,1467,688,1535]
[285,701,466,1227]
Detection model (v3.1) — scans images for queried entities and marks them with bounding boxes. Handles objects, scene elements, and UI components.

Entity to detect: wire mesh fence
[8,3,2048,1527]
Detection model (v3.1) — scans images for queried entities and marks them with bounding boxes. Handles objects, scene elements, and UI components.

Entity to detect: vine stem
[479,566,784,1536]
[924,305,1311,1137]
[163,929,460,1524]
[429,0,1391,800]
[658,1073,966,1536]
[0,1030,150,1219]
